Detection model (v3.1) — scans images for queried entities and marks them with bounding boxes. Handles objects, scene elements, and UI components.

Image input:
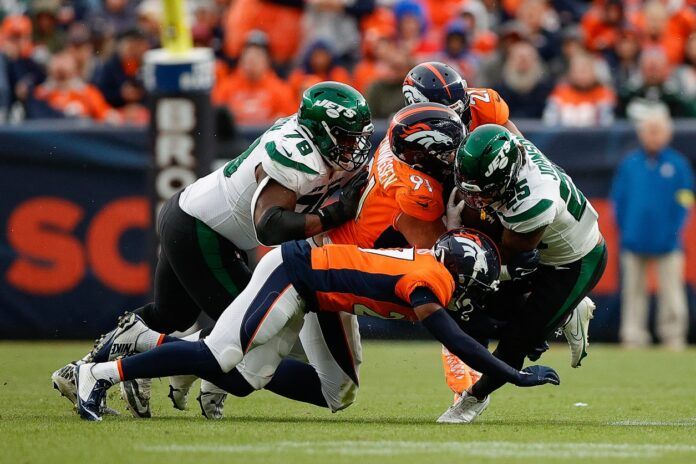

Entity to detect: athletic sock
[135,329,169,353]
[119,340,224,381]
[265,358,328,408]
[92,361,121,383]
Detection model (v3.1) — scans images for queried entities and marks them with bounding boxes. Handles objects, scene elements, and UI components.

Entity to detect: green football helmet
[297,81,374,172]
[455,124,524,209]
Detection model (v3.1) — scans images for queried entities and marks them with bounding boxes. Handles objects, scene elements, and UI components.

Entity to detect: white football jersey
[495,137,600,266]
[179,115,355,250]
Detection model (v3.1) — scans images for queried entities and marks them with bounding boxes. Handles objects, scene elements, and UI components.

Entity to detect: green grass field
[1,341,695,464]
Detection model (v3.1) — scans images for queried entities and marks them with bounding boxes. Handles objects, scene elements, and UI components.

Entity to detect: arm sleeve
[421,308,519,383]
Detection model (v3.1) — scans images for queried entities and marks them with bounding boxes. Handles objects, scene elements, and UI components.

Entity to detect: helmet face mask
[322,121,374,172]
[298,81,374,172]
[433,228,501,319]
[388,102,464,183]
[455,125,523,210]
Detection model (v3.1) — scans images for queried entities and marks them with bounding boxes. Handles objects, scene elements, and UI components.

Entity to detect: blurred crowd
[0,0,695,126]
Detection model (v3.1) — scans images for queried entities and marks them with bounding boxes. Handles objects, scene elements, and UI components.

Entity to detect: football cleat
[52,361,79,405]
[562,297,596,368]
[436,391,490,424]
[120,379,152,418]
[52,361,121,415]
[84,312,152,363]
[168,375,198,410]
[197,381,227,420]
[74,363,113,421]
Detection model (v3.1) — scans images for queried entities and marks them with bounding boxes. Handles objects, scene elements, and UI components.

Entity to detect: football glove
[317,170,368,230]
[514,365,560,387]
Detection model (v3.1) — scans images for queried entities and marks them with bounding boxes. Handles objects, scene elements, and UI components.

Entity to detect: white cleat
[562,297,596,368]
[52,361,79,405]
[52,361,120,415]
[436,391,490,424]
[168,375,198,410]
[75,363,113,421]
[120,378,152,418]
[197,380,227,420]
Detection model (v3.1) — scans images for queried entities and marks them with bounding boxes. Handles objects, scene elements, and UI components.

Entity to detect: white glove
[446,188,465,230]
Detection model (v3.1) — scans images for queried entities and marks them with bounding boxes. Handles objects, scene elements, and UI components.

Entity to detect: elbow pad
[255,206,307,246]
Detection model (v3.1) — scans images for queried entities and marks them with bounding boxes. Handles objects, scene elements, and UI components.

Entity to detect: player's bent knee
[203,339,243,373]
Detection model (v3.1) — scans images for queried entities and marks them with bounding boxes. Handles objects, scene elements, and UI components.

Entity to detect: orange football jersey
[327,138,445,248]
[282,241,455,321]
[467,88,510,129]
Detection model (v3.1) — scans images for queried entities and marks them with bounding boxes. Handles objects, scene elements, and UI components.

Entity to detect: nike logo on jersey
[416,200,430,208]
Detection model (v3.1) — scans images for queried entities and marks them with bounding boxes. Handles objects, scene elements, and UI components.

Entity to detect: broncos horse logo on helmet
[388,102,464,183]
[402,62,472,129]
[433,227,500,319]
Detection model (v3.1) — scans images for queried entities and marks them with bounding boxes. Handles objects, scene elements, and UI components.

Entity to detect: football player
[73,229,560,421]
[52,81,373,419]
[320,101,464,250]
[402,61,596,399]
[439,124,607,423]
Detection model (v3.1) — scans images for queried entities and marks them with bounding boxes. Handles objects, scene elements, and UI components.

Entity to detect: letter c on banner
[86,197,150,294]
[6,197,86,294]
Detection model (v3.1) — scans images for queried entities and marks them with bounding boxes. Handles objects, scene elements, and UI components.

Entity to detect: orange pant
[441,346,481,401]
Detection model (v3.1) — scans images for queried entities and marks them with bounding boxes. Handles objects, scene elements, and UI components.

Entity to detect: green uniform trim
[265,141,318,175]
[545,242,607,332]
[503,199,554,223]
[195,220,241,298]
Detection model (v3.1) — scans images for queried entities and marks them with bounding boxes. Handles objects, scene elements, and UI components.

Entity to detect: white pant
[620,251,688,348]
[205,247,362,411]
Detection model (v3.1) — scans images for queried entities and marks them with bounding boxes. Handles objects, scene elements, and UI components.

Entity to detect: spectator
[213,33,294,125]
[92,29,148,108]
[288,40,351,103]
[478,20,527,87]
[431,19,479,84]
[581,0,626,54]
[32,52,116,122]
[223,0,303,71]
[365,46,413,119]
[31,0,65,55]
[65,23,96,81]
[611,111,694,350]
[543,52,616,126]
[515,0,561,62]
[672,33,696,113]
[1,15,45,115]
[619,48,693,119]
[302,0,375,65]
[353,32,397,93]
[460,1,498,56]
[606,28,642,91]
[632,0,696,65]
[394,0,438,60]
[497,41,552,118]
[87,0,138,38]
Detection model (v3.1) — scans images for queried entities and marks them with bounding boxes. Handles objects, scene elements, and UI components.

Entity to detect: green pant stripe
[195,219,241,298]
[545,243,607,331]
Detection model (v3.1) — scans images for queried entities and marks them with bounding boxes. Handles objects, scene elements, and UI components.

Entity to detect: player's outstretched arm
[412,296,560,388]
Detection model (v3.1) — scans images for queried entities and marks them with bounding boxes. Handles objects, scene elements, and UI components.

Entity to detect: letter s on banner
[6,197,86,294]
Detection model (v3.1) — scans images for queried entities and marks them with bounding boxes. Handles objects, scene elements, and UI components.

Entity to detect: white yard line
[137,440,696,459]
[610,419,696,427]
